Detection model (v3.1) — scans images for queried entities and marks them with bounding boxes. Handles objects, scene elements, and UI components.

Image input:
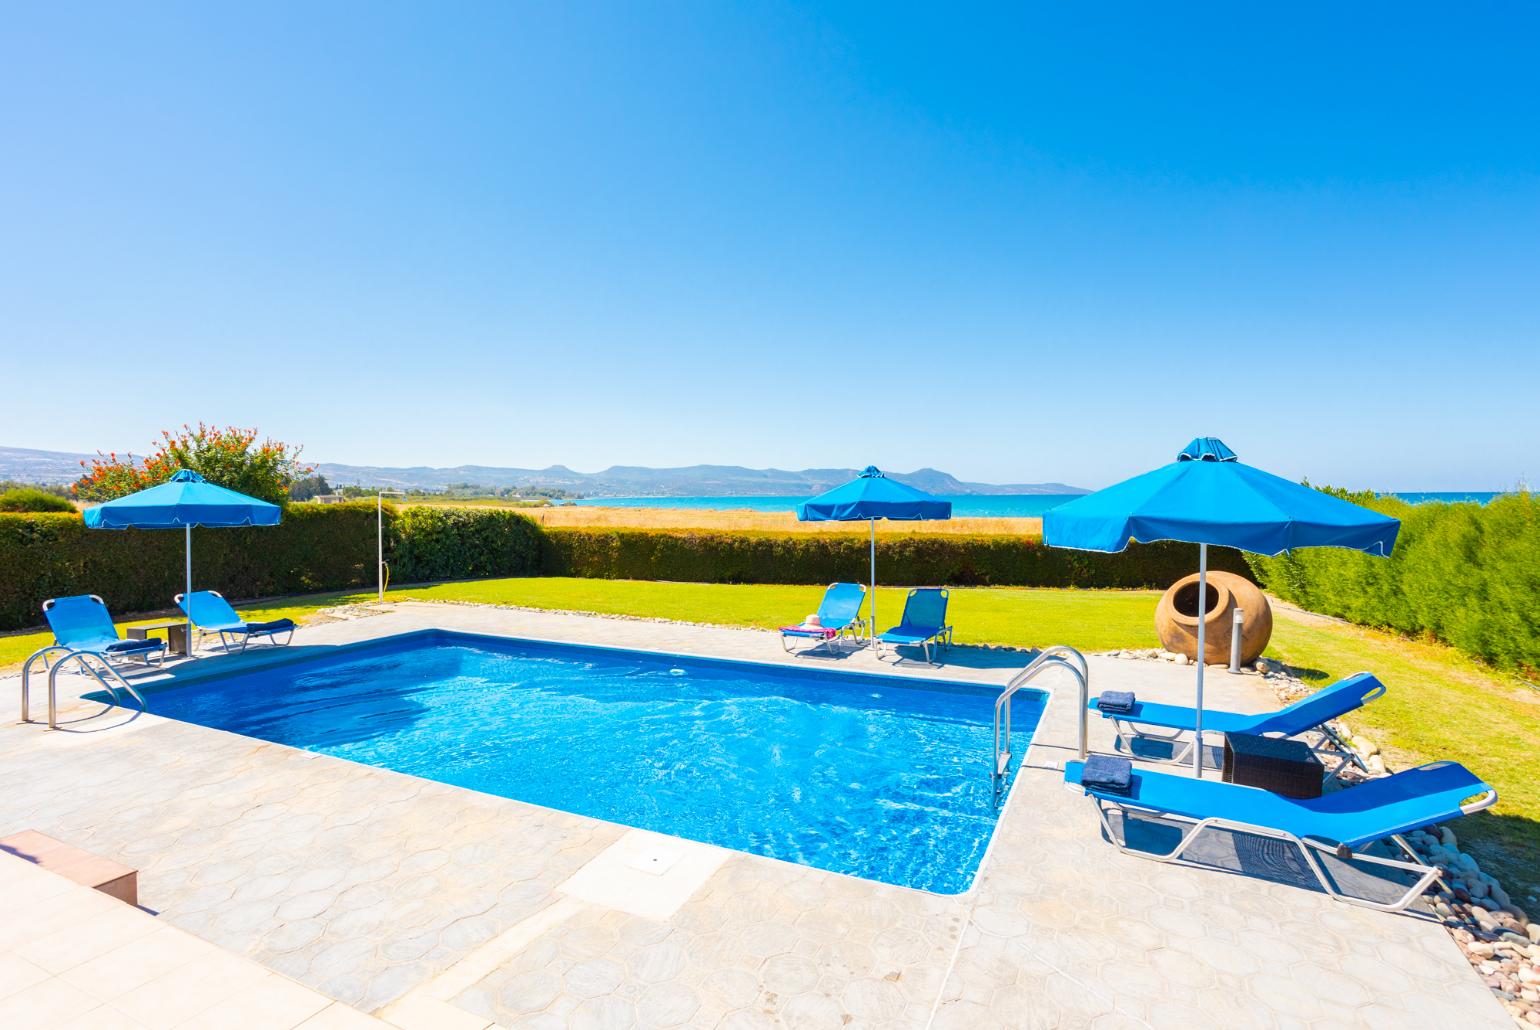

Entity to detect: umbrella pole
[184,523,193,658]
[869,518,876,643]
[1193,542,1207,776]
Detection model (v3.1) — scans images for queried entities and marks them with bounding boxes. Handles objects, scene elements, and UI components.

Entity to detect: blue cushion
[104,638,162,653]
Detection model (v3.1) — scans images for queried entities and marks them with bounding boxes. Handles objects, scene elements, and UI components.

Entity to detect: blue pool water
[140,632,1045,893]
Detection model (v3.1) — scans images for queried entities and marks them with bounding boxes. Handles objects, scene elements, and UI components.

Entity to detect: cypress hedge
[1246,491,1540,676]
[0,505,1253,632]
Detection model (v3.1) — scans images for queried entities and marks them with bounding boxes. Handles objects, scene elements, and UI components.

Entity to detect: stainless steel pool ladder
[993,645,1088,799]
[21,646,147,730]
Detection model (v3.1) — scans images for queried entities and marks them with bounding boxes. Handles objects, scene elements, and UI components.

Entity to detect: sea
[568,492,1505,517]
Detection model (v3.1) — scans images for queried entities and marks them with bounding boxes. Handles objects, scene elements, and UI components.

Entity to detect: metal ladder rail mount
[993,645,1089,791]
[39,651,146,730]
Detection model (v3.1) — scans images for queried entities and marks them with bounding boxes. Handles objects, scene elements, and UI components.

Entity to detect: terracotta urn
[1154,570,1273,666]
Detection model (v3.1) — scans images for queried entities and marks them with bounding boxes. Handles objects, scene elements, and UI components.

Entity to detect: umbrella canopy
[797,467,953,523]
[1044,439,1398,776]
[797,467,952,640]
[83,470,281,529]
[82,470,282,654]
[1043,437,1399,556]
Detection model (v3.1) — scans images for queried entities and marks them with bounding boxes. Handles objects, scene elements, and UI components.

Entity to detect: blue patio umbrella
[1044,438,1399,774]
[797,467,952,641]
[83,470,282,650]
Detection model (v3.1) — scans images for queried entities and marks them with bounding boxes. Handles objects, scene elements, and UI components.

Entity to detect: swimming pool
[137,631,1045,893]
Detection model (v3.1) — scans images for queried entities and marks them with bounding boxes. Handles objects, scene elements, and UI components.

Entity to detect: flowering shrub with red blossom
[73,424,312,506]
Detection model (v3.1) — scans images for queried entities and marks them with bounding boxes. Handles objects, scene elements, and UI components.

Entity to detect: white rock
[1528,923,1540,944]
[1175,654,1189,666]
[1520,965,1540,985]
[1440,825,1459,849]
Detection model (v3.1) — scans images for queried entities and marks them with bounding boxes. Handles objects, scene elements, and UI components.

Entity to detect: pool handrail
[993,645,1088,797]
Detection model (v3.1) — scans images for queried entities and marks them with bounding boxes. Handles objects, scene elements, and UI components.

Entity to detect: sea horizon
[567,491,1507,518]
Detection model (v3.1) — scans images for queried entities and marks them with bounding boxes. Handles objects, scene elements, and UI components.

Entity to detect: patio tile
[0,953,52,1002]
[0,976,102,1027]
[297,1001,394,1029]
[58,924,209,1001]
[112,950,273,1027]
[172,972,331,1029]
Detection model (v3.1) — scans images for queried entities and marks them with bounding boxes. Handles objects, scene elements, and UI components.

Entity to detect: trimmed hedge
[540,528,1252,589]
[390,506,543,583]
[0,503,382,630]
[1247,491,1540,676]
[0,505,1253,632]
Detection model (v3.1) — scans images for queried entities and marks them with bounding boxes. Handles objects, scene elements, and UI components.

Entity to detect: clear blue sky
[3,4,1536,490]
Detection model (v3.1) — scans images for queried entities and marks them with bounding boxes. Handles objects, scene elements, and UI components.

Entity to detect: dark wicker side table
[1222,733,1324,799]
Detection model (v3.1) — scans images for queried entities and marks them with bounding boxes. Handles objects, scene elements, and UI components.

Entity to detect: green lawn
[4,576,1533,901]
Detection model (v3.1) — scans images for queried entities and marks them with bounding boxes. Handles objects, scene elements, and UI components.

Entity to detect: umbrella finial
[169,469,208,483]
[859,466,884,478]
[1178,438,1237,463]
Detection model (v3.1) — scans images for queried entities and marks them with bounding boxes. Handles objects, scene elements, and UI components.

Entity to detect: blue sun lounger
[20,595,158,726]
[1065,758,1496,912]
[176,590,296,653]
[1089,672,1387,776]
[876,588,952,665]
[779,582,867,654]
[43,595,165,668]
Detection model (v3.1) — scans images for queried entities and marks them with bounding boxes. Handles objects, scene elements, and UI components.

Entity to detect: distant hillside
[0,446,93,484]
[309,462,1086,497]
[0,446,1085,496]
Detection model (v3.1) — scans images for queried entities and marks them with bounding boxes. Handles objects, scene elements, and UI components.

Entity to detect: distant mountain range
[1,445,1086,497]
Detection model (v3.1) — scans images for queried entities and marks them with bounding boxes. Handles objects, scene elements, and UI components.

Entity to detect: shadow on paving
[1109,808,1440,914]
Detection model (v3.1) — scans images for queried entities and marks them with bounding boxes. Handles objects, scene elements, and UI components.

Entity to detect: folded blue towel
[1097,690,1135,714]
[245,618,296,634]
[1082,755,1133,794]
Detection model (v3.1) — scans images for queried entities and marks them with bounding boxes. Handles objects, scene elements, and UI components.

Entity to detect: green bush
[540,528,1251,589]
[389,506,544,583]
[0,504,380,630]
[1247,491,1540,676]
[0,488,75,513]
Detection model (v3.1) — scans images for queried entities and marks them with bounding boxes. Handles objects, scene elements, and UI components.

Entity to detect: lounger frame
[1108,717,1366,779]
[874,588,953,666]
[1084,763,1496,913]
[1106,676,1387,780]
[779,617,867,655]
[874,624,953,666]
[175,591,296,654]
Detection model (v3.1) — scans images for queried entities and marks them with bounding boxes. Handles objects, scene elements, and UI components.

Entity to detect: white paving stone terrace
[0,602,1511,1029]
